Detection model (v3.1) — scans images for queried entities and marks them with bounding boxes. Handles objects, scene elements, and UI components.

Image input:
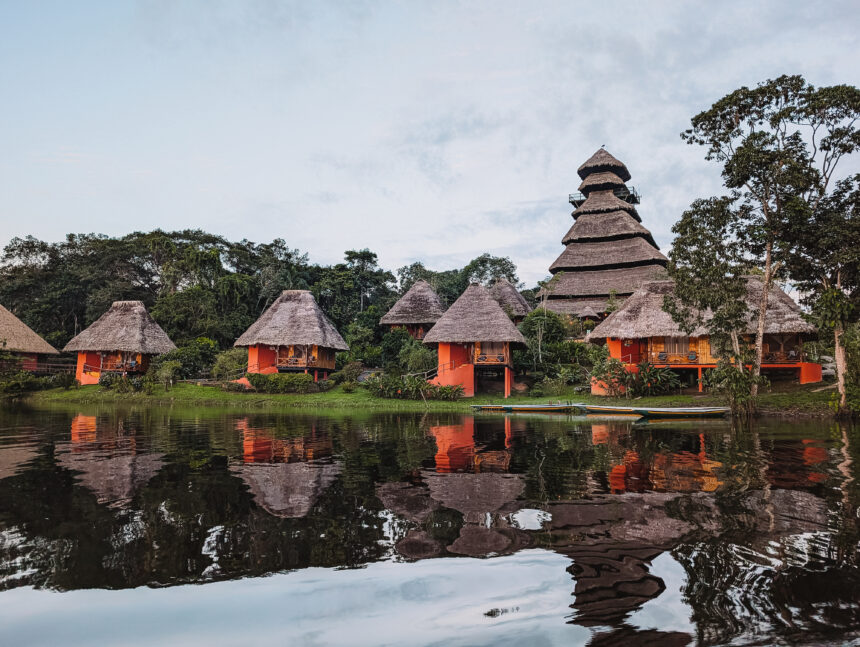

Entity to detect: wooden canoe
[470,404,579,413]
[575,404,729,418]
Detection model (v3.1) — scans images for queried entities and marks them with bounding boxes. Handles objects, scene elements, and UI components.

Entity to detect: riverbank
[23,381,837,416]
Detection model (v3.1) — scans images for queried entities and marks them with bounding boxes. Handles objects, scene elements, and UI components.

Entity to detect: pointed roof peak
[577,149,631,181]
[424,284,525,344]
[380,280,446,325]
[0,303,58,355]
[235,291,348,350]
[63,301,176,354]
[489,278,532,318]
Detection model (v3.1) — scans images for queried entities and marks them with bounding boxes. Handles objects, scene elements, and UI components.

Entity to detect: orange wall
[432,343,475,397]
[75,352,102,385]
[248,345,278,374]
[607,338,623,359]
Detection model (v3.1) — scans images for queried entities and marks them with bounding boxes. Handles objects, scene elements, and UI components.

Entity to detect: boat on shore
[576,404,729,418]
[471,403,730,419]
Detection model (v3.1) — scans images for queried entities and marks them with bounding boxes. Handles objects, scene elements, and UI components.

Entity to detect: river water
[0,405,857,646]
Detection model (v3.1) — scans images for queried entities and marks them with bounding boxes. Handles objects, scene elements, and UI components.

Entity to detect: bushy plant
[702,357,768,415]
[51,372,78,390]
[341,381,357,393]
[244,372,318,394]
[632,362,682,397]
[589,357,635,398]
[150,337,220,379]
[156,360,183,391]
[0,371,49,395]
[362,374,462,400]
[98,372,120,390]
[211,348,249,381]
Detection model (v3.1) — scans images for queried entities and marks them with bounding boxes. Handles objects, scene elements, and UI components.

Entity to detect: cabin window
[665,336,689,355]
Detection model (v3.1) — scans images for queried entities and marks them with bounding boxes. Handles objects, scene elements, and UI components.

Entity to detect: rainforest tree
[675,75,860,402]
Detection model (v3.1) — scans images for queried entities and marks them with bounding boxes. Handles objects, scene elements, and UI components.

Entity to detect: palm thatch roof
[380,280,446,325]
[550,238,667,273]
[587,278,816,341]
[542,299,610,318]
[541,265,669,298]
[0,303,58,355]
[577,149,631,182]
[573,190,640,221]
[423,284,525,345]
[63,301,176,354]
[235,290,348,350]
[489,278,532,318]
[577,171,627,195]
[562,211,656,246]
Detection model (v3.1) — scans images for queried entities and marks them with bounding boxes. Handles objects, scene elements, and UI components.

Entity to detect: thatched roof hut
[63,301,176,354]
[380,280,446,326]
[587,278,815,342]
[423,284,525,345]
[541,149,667,318]
[235,290,348,350]
[489,278,532,319]
[57,448,165,508]
[0,303,58,355]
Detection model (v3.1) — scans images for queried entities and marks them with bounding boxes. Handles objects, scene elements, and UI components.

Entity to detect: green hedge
[245,372,322,394]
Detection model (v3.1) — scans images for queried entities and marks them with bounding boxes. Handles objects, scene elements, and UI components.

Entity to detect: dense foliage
[363,374,463,401]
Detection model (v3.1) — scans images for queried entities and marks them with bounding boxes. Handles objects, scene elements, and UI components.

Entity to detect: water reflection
[0,407,857,646]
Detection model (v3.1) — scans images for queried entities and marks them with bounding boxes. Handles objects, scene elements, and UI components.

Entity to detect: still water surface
[0,405,858,646]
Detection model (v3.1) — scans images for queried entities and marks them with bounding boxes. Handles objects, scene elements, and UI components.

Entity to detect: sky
[1,1,858,287]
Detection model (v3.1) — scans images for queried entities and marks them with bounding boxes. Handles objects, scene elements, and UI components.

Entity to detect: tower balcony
[570,186,640,208]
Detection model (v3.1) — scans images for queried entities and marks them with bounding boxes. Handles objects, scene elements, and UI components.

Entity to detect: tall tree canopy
[672,75,860,407]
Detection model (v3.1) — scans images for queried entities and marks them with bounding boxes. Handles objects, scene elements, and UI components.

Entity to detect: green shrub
[0,371,49,395]
[702,357,768,415]
[156,360,183,391]
[362,374,463,400]
[98,372,120,390]
[631,362,682,397]
[341,381,357,393]
[211,347,249,381]
[52,372,78,390]
[244,372,319,394]
[150,337,220,379]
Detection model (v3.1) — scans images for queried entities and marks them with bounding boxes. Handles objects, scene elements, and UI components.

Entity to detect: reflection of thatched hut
[235,290,347,381]
[232,461,341,518]
[586,278,820,393]
[376,481,439,523]
[539,149,668,318]
[0,303,58,371]
[424,284,525,398]
[380,280,446,339]
[422,471,524,524]
[63,301,176,385]
[489,278,532,324]
[57,448,165,508]
[0,444,39,481]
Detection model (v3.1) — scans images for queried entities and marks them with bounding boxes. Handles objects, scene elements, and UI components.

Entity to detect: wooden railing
[474,351,508,365]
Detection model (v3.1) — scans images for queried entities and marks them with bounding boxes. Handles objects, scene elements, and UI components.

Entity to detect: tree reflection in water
[0,406,857,645]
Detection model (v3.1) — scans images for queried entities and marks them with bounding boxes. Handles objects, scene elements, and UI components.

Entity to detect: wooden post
[504,366,512,399]
[314,370,318,383]
[698,366,703,393]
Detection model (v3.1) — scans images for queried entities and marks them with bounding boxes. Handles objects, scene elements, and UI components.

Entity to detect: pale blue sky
[1,1,857,285]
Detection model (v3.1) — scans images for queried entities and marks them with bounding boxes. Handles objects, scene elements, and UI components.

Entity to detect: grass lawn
[24,380,837,416]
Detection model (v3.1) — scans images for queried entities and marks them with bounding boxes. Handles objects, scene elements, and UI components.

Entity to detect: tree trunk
[751,241,773,397]
[834,324,848,415]
[730,332,744,375]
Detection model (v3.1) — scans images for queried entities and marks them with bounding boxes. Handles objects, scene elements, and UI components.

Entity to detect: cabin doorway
[475,366,506,395]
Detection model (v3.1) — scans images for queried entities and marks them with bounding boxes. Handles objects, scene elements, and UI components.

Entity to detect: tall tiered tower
[541,149,668,318]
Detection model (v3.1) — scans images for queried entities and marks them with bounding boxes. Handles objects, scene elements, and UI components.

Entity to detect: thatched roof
[380,280,446,325]
[587,278,816,341]
[577,149,631,182]
[550,238,667,273]
[573,190,640,221]
[577,171,627,195]
[232,461,341,518]
[489,278,532,318]
[0,303,58,355]
[57,449,165,508]
[541,265,669,298]
[562,211,656,247]
[235,290,348,350]
[542,298,615,318]
[63,301,176,354]
[423,284,525,344]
